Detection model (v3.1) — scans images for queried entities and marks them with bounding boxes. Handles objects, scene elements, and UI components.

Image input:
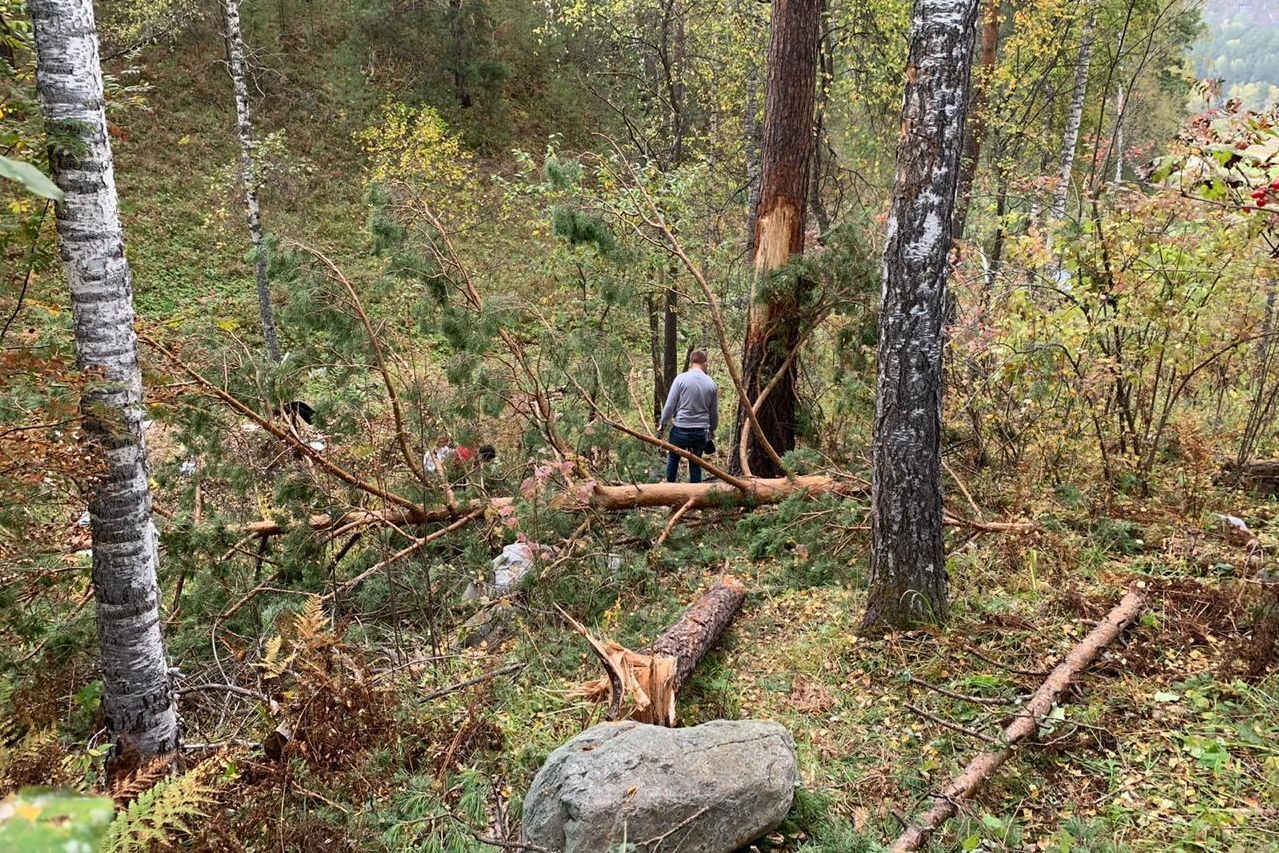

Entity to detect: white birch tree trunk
[1112,85,1125,187]
[863,0,979,632]
[223,0,282,363]
[29,0,179,757]
[1049,10,1096,223]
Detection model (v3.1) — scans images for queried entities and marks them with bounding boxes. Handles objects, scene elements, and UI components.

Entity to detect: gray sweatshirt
[660,368,719,432]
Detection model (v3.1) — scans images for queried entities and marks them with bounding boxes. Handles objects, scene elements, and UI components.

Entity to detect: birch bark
[29,0,179,755]
[223,0,282,362]
[863,0,979,632]
[1049,10,1096,223]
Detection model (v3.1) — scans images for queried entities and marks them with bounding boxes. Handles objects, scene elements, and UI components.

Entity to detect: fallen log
[586,475,862,511]
[889,590,1146,853]
[240,476,863,537]
[568,575,747,726]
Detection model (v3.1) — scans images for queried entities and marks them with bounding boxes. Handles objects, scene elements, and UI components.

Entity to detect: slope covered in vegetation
[2,0,1278,850]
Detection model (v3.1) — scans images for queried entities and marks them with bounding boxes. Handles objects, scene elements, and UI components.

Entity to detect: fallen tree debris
[566,575,747,725]
[889,590,1146,853]
[240,476,863,537]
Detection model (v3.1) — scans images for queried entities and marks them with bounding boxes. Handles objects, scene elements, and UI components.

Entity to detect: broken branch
[889,590,1145,852]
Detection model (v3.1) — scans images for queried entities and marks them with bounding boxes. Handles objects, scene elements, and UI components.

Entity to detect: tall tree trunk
[224,0,282,363]
[731,0,822,478]
[1048,10,1095,223]
[951,0,1000,241]
[808,0,834,234]
[649,294,663,424]
[30,0,179,757]
[663,283,678,395]
[448,0,473,108]
[1111,85,1125,187]
[863,0,979,633]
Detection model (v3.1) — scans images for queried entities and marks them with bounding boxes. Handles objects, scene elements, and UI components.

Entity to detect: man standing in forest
[660,350,719,483]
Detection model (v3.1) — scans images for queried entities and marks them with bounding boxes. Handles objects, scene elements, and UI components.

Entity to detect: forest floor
[150,483,1279,852]
[11,24,1274,853]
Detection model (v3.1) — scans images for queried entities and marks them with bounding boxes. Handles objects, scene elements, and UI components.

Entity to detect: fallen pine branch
[419,662,524,703]
[889,590,1146,852]
[322,508,485,602]
[566,575,747,725]
[903,702,1001,746]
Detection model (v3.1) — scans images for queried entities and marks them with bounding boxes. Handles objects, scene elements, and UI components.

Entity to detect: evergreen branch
[284,239,446,502]
[140,332,420,512]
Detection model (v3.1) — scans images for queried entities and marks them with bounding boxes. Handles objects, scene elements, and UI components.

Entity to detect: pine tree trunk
[731,0,822,478]
[649,294,663,424]
[223,0,282,363]
[951,0,1000,241]
[29,0,179,757]
[663,284,678,393]
[863,0,979,633]
[573,576,747,725]
[1049,10,1095,223]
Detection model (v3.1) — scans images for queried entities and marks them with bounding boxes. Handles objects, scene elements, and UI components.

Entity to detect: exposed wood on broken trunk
[889,590,1146,852]
[568,576,746,726]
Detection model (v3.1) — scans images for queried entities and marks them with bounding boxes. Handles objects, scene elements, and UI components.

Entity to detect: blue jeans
[666,425,708,483]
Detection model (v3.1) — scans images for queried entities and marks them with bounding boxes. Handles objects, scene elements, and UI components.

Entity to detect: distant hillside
[1195,0,1279,108]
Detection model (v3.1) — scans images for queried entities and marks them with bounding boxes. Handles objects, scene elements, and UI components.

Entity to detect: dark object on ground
[1223,460,1279,495]
[279,400,315,425]
[522,719,796,853]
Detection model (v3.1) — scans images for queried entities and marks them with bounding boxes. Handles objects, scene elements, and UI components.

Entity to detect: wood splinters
[564,576,746,727]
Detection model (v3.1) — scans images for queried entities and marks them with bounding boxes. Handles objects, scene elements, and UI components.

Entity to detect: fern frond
[292,595,329,643]
[102,757,224,852]
[109,755,173,806]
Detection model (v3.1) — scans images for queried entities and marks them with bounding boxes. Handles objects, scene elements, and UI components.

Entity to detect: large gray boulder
[522,719,796,853]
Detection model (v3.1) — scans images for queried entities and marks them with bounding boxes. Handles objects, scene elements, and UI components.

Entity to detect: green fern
[102,759,222,852]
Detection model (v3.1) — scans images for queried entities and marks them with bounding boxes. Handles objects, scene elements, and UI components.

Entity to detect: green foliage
[0,789,115,852]
[0,156,63,201]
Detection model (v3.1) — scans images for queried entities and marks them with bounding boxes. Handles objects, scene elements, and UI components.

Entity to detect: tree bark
[663,283,678,398]
[241,475,865,537]
[863,0,979,633]
[223,0,282,363]
[649,294,663,424]
[1112,85,1125,186]
[1048,10,1095,223]
[951,0,1001,242]
[30,0,179,758]
[731,0,822,478]
[448,0,472,108]
[572,576,746,725]
[889,591,1146,851]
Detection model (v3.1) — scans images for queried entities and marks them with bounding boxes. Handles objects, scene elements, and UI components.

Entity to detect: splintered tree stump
[568,576,747,726]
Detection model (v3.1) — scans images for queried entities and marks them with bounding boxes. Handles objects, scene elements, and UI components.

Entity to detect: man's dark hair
[689,349,708,366]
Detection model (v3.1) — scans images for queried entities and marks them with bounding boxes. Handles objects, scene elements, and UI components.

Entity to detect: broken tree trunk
[889,590,1146,853]
[570,576,747,726]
